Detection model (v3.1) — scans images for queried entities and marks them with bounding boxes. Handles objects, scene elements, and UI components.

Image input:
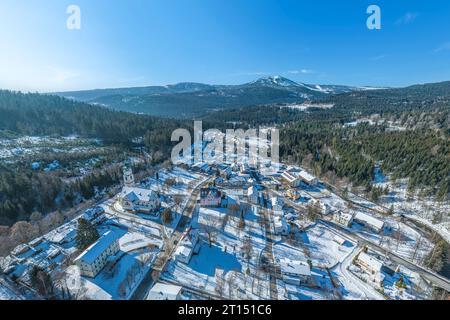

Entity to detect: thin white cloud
[434,42,450,53]
[369,54,388,61]
[395,12,419,25]
[287,69,314,75]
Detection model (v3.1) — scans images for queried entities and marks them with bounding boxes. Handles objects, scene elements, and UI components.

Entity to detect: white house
[247,186,259,204]
[356,251,383,274]
[200,187,223,207]
[74,231,120,278]
[356,251,385,287]
[354,212,385,233]
[147,283,182,300]
[118,186,161,214]
[279,258,311,285]
[82,206,105,225]
[174,229,199,264]
[333,211,354,227]
[318,202,332,215]
[274,216,289,235]
[271,197,284,211]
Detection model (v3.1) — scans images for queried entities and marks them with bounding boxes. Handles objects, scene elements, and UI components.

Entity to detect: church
[117,166,161,215]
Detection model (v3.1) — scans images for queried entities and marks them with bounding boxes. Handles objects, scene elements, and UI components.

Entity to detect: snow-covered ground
[372,175,449,244]
[162,198,274,299]
[0,277,26,300]
[0,136,104,161]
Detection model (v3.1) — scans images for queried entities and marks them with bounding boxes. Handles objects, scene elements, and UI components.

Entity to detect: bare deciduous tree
[200,213,222,247]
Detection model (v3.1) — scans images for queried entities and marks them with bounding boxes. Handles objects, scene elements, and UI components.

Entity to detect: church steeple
[123,165,135,187]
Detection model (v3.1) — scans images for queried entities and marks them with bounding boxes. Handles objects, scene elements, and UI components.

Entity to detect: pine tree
[76,218,99,250]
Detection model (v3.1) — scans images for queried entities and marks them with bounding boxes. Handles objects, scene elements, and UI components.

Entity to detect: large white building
[356,251,385,287]
[74,231,120,278]
[117,166,160,214]
[279,258,311,285]
[118,186,161,214]
[333,211,354,227]
[298,170,318,186]
[354,212,385,233]
[281,169,318,187]
[274,216,289,235]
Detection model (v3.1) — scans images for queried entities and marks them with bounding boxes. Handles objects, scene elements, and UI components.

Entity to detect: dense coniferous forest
[0,90,186,147]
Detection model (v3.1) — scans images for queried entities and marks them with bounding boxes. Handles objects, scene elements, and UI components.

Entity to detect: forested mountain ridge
[52,76,367,118]
[322,80,450,115]
[0,90,185,147]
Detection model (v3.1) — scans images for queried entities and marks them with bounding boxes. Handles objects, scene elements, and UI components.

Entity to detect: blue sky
[0,0,449,91]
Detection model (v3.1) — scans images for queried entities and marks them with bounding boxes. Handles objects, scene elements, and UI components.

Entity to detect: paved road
[259,206,279,300]
[334,246,385,300]
[133,177,213,300]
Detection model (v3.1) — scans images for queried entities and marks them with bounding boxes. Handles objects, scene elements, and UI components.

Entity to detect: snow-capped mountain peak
[251,75,300,87]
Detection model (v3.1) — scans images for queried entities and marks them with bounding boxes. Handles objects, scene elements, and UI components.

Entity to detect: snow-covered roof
[147,283,182,300]
[282,169,317,184]
[298,170,317,184]
[46,228,76,244]
[281,171,299,183]
[333,235,347,245]
[74,231,118,265]
[336,212,353,222]
[247,186,257,196]
[119,187,159,203]
[354,212,385,230]
[271,196,284,207]
[179,229,198,248]
[280,258,311,277]
[274,216,287,228]
[273,210,284,217]
[200,187,221,199]
[175,245,192,259]
[83,206,105,221]
[357,252,383,273]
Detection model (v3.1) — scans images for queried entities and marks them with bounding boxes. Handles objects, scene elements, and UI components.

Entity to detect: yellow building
[74,231,120,278]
